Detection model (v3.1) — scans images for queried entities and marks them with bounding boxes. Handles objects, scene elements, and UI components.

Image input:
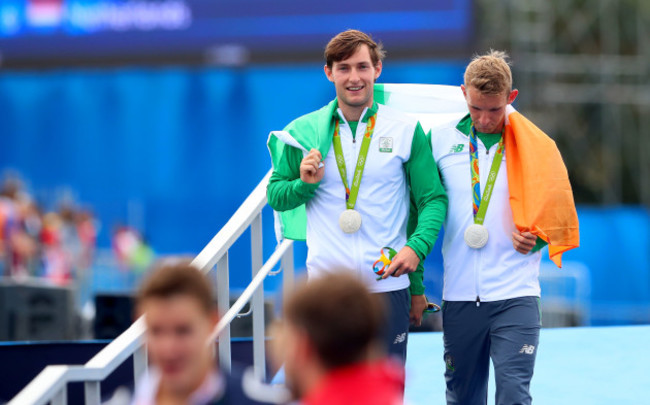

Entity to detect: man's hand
[300,149,325,184]
[410,294,427,326]
[512,231,537,254]
[382,246,420,279]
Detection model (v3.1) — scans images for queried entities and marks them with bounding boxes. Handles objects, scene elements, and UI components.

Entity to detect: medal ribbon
[470,124,505,225]
[332,114,377,209]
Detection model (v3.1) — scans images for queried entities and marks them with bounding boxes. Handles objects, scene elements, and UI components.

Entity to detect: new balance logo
[519,344,536,355]
[393,332,406,344]
[449,144,465,153]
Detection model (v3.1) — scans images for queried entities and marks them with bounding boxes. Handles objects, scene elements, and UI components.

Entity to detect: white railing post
[51,387,67,405]
[217,252,232,372]
[250,212,266,381]
[84,381,100,405]
[133,343,148,391]
[281,241,295,297]
[251,211,266,381]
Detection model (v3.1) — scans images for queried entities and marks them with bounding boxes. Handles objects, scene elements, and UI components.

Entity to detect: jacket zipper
[341,106,367,277]
[351,121,362,276]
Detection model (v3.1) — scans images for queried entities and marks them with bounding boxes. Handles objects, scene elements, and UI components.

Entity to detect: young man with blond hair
[267,29,447,363]
[426,50,578,404]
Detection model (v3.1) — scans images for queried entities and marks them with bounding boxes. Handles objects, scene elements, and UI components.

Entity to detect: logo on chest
[379,137,393,153]
[449,144,465,153]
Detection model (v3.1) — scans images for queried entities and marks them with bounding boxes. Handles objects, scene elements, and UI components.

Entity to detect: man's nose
[478,113,490,126]
[349,68,360,82]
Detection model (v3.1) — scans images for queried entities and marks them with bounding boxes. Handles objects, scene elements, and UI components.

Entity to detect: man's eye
[176,325,192,336]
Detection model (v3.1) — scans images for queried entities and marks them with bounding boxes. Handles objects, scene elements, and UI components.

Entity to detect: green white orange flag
[267,100,338,241]
[503,105,580,267]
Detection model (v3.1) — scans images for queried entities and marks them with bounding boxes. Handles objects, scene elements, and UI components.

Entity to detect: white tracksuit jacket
[431,118,542,302]
[305,104,419,293]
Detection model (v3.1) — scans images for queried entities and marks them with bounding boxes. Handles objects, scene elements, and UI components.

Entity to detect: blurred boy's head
[136,262,218,396]
[273,274,385,398]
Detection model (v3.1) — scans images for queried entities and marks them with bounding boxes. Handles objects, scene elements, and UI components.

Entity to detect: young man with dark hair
[272,274,404,405]
[267,29,447,364]
[132,262,275,405]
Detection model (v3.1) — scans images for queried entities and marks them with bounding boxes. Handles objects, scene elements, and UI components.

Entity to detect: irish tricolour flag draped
[267,83,578,267]
[266,84,466,241]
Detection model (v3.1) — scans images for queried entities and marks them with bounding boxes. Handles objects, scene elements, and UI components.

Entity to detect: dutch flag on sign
[26,0,63,28]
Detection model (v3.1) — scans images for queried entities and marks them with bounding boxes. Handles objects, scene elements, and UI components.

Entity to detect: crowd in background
[0,173,98,285]
[0,171,159,287]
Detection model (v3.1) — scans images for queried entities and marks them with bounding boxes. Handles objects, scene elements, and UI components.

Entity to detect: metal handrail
[9,169,295,405]
[211,239,293,343]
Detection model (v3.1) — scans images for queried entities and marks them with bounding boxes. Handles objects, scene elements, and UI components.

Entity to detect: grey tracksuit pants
[442,297,541,405]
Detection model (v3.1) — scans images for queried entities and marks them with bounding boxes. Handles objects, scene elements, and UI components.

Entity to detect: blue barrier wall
[419,206,650,325]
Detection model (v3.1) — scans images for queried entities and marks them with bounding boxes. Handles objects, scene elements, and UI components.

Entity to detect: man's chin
[161,370,192,390]
[341,97,372,109]
[477,126,496,133]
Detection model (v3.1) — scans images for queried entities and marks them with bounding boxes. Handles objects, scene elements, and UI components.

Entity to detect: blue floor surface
[405,325,649,404]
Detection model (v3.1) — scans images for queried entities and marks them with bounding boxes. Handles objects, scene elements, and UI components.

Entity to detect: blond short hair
[464,50,513,95]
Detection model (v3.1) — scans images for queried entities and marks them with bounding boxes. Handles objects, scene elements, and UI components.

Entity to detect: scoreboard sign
[0,0,473,66]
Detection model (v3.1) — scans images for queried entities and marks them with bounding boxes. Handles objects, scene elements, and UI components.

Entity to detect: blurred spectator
[0,172,99,285]
[1,176,39,278]
[41,211,70,283]
[112,224,155,274]
[271,274,404,405]
[76,209,97,270]
[132,261,275,405]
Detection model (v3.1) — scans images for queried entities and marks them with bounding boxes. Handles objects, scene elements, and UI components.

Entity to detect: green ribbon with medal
[464,123,505,249]
[332,113,377,233]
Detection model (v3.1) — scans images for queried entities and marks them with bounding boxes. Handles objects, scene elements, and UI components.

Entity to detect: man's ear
[508,89,519,104]
[374,61,382,81]
[293,328,318,366]
[324,65,334,83]
[461,84,467,99]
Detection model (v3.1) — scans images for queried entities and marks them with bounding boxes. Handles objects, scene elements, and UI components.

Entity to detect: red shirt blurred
[302,359,404,405]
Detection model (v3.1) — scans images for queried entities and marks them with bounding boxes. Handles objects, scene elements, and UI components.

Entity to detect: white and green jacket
[267,98,447,294]
[431,114,545,302]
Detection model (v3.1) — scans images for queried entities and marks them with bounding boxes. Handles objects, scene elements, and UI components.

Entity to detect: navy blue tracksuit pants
[442,297,541,405]
[378,287,411,365]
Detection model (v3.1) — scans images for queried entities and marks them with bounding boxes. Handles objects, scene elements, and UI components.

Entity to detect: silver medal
[339,209,362,233]
[464,224,489,249]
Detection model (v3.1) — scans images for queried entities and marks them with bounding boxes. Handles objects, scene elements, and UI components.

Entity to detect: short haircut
[284,274,385,370]
[137,262,214,315]
[324,29,385,69]
[464,49,513,95]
